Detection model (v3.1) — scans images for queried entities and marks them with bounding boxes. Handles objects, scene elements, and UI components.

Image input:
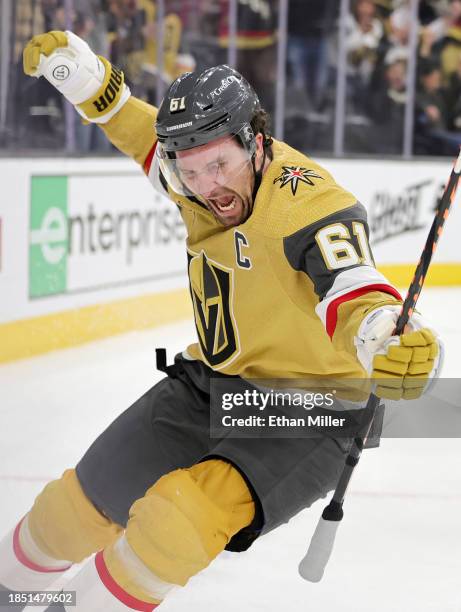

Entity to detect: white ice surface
[0,288,460,612]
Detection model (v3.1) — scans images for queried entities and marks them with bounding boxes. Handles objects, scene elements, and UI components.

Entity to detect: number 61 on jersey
[315,222,374,270]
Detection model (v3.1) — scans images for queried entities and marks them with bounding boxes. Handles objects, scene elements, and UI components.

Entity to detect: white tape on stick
[298,517,341,583]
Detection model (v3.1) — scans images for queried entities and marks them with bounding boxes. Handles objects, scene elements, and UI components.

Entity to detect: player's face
[175,134,264,227]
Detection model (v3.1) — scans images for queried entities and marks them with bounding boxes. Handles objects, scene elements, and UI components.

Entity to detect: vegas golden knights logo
[188,251,239,367]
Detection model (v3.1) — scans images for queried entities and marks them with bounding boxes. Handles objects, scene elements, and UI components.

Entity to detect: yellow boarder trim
[0,263,460,364]
[378,262,461,288]
[0,289,191,364]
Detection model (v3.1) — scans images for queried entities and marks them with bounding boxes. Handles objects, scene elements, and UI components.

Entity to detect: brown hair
[251,108,273,150]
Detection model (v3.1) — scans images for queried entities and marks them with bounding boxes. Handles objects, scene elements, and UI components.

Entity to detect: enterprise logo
[28,175,186,299]
[30,206,67,265]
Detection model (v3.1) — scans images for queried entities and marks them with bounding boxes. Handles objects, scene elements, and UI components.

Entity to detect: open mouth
[209,195,237,213]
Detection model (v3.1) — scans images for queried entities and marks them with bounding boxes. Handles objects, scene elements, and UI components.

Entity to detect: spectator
[179,0,226,73]
[369,47,407,153]
[106,1,189,104]
[440,0,461,78]
[138,0,189,84]
[373,0,394,21]
[80,0,111,57]
[415,59,461,153]
[13,0,45,62]
[417,60,450,129]
[420,0,461,81]
[419,0,443,26]
[388,0,411,49]
[10,0,64,148]
[445,54,461,128]
[345,0,388,113]
[218,0,278,115]
[72,0,112,153]
[286,0,338,112]
[40,0,68,31]
[107,0,146,84]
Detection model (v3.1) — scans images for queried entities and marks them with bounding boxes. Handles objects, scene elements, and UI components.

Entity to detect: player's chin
[217,213,243,227]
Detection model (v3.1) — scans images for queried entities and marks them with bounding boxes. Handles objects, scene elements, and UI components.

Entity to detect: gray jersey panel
[283,201,374,299]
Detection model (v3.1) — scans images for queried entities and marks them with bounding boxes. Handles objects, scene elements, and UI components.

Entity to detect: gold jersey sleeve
[99,96,158,168]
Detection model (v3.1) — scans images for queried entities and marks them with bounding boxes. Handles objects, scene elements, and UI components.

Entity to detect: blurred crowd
[349,0,461,155]
[2,0,461,156]
[286,0,461,155]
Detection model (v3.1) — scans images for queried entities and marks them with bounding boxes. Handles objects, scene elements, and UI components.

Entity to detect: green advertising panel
[29,176,68,298]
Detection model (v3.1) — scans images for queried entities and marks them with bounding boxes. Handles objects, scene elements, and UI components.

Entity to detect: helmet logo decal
[210,76,239,99]
[274,166,324,196]
[170,96,186,113]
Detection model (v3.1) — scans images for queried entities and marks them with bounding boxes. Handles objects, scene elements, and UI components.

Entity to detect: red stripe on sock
[13,517,71,574]
[325,284,403,339]
[94,551,158,611]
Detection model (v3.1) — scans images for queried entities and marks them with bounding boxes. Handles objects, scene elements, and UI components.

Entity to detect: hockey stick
[298,149,461,583]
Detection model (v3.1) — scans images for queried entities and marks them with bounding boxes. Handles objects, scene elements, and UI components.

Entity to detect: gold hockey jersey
[102,97,402,379]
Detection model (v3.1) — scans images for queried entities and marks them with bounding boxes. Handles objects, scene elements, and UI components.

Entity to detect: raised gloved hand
[23,30,130,123]
[355,305,442,400]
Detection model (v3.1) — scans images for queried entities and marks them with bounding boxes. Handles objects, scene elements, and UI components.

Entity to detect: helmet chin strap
[251,145,267,204]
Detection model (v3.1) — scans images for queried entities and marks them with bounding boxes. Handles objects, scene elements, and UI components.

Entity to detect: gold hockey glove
[355,306,442,400]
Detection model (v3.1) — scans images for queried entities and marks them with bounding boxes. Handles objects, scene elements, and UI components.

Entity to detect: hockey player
[0,31,441,611]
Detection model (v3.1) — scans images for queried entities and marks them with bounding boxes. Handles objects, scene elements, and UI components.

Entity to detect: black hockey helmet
[155,64,261,153]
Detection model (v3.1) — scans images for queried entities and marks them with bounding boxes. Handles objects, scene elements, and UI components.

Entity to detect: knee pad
[28,469,123,563]
[125,459,255,586]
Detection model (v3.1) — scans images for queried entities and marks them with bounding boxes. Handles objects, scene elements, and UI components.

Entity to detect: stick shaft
[395,154,461,333]
[299,150,461,582]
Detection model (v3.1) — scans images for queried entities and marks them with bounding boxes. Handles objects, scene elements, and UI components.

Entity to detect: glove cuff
[76,57,131,124]
[354,305,444,387]
[354,305,400,373]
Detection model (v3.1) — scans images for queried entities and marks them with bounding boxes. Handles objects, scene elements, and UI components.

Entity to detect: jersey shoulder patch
[251,140,357,237]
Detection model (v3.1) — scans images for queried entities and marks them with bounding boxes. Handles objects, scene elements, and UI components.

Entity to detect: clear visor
[156,128,255,197]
